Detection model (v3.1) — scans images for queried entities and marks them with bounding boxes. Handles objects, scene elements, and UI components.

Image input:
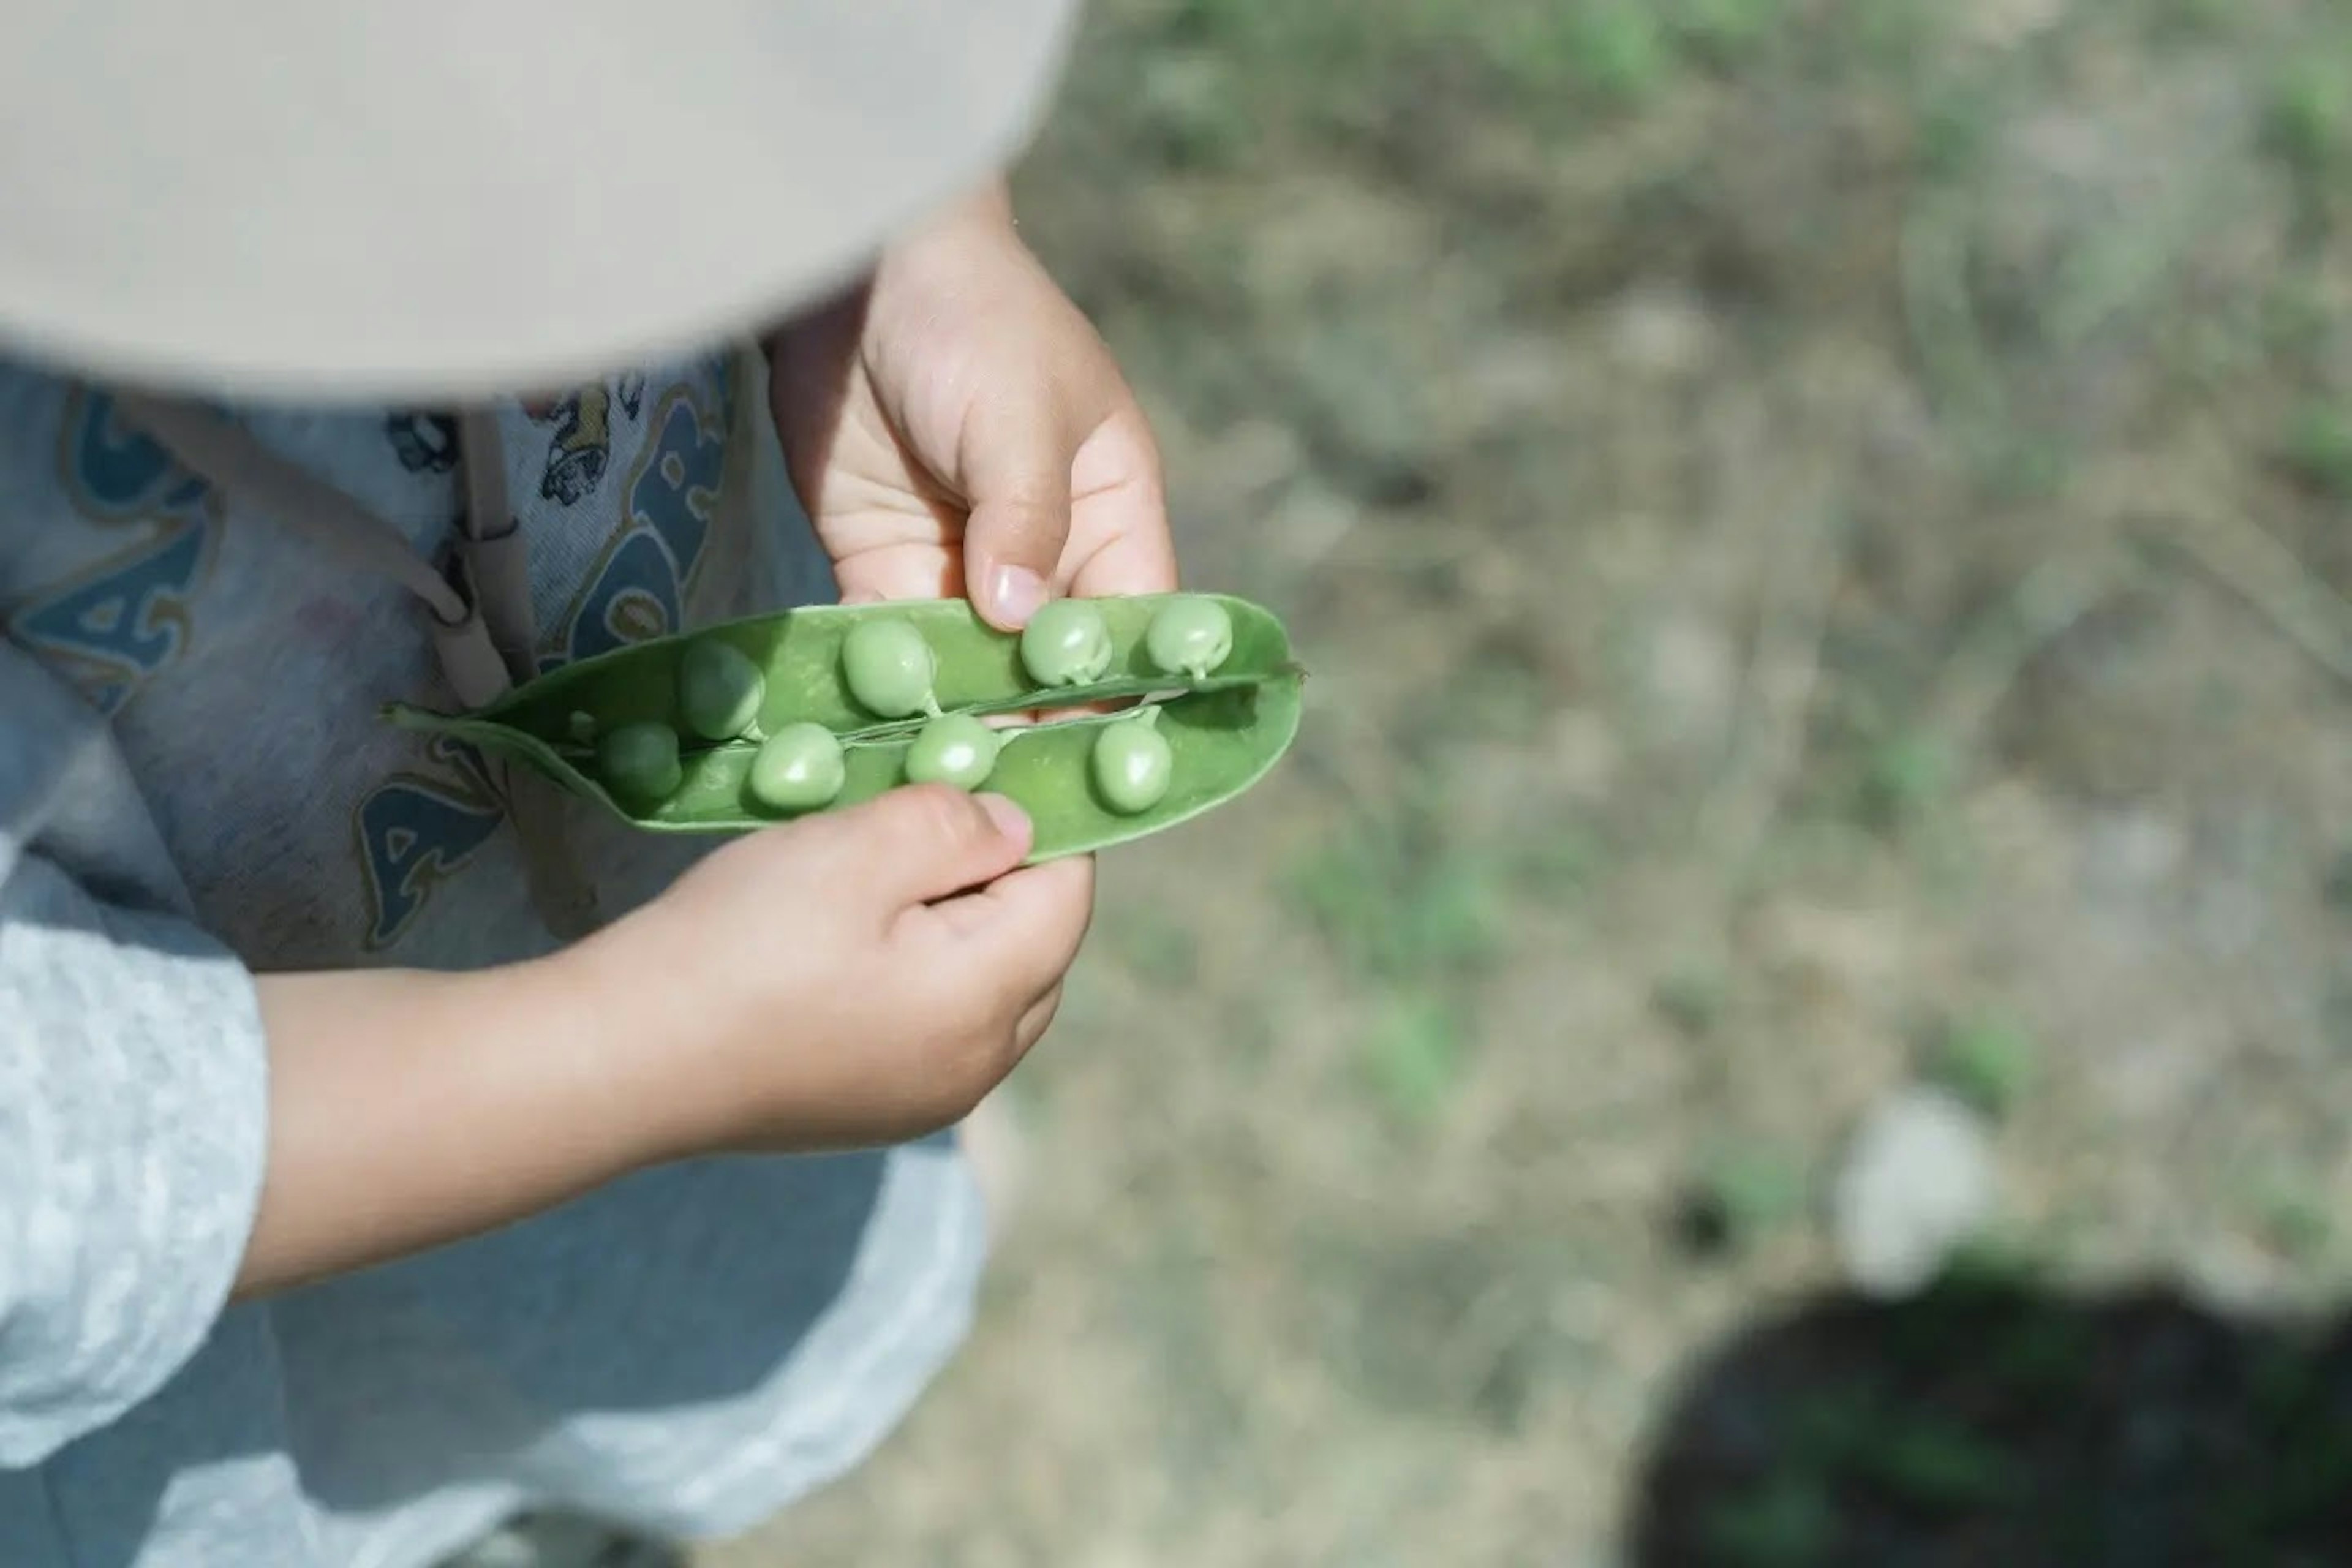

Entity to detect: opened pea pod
[382,591,1305,862]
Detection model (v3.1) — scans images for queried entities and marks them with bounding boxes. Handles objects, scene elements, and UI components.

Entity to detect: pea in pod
[382,591,1305,862]
[1091,707,1174,815]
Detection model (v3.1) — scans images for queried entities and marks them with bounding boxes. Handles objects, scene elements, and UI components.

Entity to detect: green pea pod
[381,592,1305,862]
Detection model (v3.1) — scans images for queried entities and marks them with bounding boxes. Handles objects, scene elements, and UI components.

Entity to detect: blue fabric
[0,349,987,1567]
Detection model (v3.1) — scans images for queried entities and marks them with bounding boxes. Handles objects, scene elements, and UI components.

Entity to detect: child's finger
[805,784,1033,914]
[830,539,961,605]
[923,854,1095,998]
[1061,409,1178,600]
[961,447,1074,632]
[956,345,1124,633]
[1012,981,1065,1057]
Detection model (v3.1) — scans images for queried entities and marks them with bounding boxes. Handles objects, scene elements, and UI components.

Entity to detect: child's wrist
[875,176,1021,291]
[525,910,759,1169]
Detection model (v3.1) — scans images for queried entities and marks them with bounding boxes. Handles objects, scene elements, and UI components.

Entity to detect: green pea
[748,722,845,812]
[905,712,1002,790]
[677,639,766,741]
[597,720,682,802]
[1019,597,1114,687]
[1091,709,1173,813]
[567,710,597,745]
[1144,595,1234,680]
[842,618,937,717]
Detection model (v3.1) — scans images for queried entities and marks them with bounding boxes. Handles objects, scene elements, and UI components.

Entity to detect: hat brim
[0,0,1081,402]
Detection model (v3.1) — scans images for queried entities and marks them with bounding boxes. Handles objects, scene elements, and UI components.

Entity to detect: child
[0,2,1175,1564]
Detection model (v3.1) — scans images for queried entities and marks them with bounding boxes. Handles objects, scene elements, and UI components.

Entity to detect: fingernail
[986,564,1047,626]
[976,793,1030,839]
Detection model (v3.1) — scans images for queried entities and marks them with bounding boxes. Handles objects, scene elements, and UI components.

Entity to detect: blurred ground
[704,1,2352,1562]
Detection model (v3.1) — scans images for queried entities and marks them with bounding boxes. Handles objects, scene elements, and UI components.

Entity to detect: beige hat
[0,0,1082,402]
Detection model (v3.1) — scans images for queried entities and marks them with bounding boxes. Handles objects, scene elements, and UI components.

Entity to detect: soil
[704,2,2352,1562]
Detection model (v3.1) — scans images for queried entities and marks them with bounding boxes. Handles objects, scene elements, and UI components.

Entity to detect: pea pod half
[381,591,1305,862]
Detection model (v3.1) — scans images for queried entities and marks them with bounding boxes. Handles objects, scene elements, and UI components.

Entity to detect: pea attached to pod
[1091,706,1174,814]
[677,638,766,741]
[597,720,683,803]
[748,722,846,812]
[842,617,937,718]
[387,589,1305,862]
[905,711,1003,790]
[1019,597,1114,687]
[1144,594,1234,680]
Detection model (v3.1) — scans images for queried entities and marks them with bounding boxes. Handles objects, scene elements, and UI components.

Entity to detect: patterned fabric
[0,347,987,1567]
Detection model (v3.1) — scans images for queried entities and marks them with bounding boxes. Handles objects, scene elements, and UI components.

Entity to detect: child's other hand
[576,784,1090,1155]
[768,179,1178,631]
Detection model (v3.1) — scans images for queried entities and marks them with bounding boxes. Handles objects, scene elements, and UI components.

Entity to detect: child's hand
[580,783,1092,1155]
[768,180,1178,630]
[237,784,1088,1295]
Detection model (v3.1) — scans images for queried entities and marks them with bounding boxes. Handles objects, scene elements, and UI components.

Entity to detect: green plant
[1859,728,1951,830]
[1365,989,1466,1120]
[2264,51,2352,174]
[1697,1467,1834,1567]
[1673,0,1781,59]
[1564,4,1675,102]
[1289,817,1506,983]
[2251,1174,2333,1263]
[2284,402,2352,499]
[1853,1412,2015,1511]
[1684,1141,1807,1251]
[386,592,1305,862]
[1926,1014,2040,1120]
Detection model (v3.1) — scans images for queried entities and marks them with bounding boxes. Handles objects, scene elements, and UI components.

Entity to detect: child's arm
[1,646,1089,1466]
[238,783,1084,1295]
[1,647,266,1469]
[236,961,666,1298]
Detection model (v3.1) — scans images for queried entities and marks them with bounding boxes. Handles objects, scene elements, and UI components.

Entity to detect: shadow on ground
[1629,1259,2352,1567]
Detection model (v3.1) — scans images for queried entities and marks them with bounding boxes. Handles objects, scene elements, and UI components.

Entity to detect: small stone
[1548,707,1623,804]
[1831,1085,1996,1299]
[2180,1234,2290,1317]
[1605,284,1719,378]
[1638,616,1738,748]
[2077,807,2185,902]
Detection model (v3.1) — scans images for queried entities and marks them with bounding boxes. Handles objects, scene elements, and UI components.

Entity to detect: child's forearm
[233,782,1084,1299]
[238,948,669,1298]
